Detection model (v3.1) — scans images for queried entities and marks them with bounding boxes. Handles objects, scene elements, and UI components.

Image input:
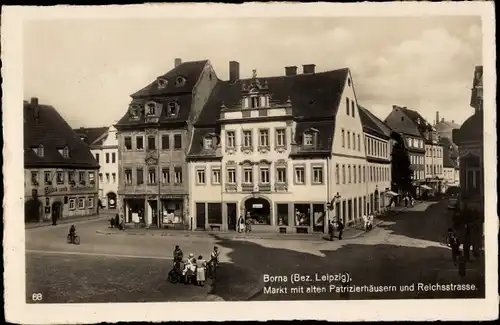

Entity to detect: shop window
[294,204,310,227]
[277,204,289,226]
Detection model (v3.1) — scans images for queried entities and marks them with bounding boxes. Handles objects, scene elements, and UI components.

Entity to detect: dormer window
[129,105,140,119]
[36,145,44,157]
[303,133,313,146]
[204,137,214,150]
[145,102,156,116]
[175,76,187,87]
[60,146,70,159]
[417,118,421,124]
[157,78,168,89]
[167,101,180,117]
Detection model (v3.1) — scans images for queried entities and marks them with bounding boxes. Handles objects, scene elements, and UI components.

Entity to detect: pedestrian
[337,219,344,240]
[245,215,252,233]
[367,214,374,231]
[196,255,206,286]
[404,194,408,208]
[115,214,119,229]
[328,220,335,241]
[237,216,245,233]
[448,229,460,266]
[362,214,368,232]
[51,210,58,226]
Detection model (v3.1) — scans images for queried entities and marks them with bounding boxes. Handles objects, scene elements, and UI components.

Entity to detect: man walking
[328,220,335,241]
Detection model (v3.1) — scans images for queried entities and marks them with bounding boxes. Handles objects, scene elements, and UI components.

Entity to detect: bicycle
[67,233,80,245]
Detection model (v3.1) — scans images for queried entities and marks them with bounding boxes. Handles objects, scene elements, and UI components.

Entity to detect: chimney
[229,61,240,83]
[451,120,455,123]
[31,97,39,107]
[392,105,399,110]
[436,111,439,125]
[285,66,297,76]
[174,58,182,67]
[302,64,316,74]
[31,97,40,120]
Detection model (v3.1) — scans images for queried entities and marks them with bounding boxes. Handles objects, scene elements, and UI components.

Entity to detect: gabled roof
[189,68,350,158]
[24,101,99,169]
[73,127,108,146]
[384,105,423,138]
[131,60,208,98]
[400,107,433,134]
[358,105,392,139]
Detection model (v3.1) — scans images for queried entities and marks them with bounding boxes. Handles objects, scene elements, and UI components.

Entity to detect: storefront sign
[160,195,183,199]
[252,204,263,208]
[72,186,96,192]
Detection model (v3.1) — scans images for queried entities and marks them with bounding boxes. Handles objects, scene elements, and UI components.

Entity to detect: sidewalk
[25,210,115,229]
[96,219,385,241]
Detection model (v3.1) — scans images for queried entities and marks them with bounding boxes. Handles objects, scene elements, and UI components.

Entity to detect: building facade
[75,125,119,208]
[384,105,426,197]
[188,63,372,233]
[358,106,393,213]
[452,65,483,252]
[24,98,99,223]
[115,59,217,228]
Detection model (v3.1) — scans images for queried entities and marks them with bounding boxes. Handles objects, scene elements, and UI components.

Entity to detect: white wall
[92,125,119,207]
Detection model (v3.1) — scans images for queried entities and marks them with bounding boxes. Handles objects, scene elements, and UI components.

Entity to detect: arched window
[167,101,179,116]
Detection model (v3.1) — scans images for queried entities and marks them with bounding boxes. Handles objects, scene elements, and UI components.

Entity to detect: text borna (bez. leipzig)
[264,273,351,284]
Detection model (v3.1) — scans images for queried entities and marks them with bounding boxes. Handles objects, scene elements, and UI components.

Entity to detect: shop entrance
[52,201,63,223]
[244,197,271,225]
[226,203,237,231]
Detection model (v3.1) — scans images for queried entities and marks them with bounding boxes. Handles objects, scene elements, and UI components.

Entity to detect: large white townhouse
[358,106,393,214]
[187,62,371,234]
[75,125,119,209]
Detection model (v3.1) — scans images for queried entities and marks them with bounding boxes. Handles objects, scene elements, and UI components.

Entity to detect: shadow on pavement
[377,201,452,244]
[210,233,485,301]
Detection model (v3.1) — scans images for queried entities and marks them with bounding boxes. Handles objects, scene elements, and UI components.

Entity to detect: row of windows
[365,136,389,158]
[346,98,356,118]
[407,137,424,149]
[123,134,182,151]
[426,165,443,175]
[413,171,425,180]
[341,129,361,151]
[409,154,424,165]
[124,167,183,185]
[68,197,95,210]
[30,170,95,186]
[222,129,288,150]
[95,152,116,164]
[335,164,390,185]
[195,165,324,186]
[99,173,116,184]
[426,146,443,158]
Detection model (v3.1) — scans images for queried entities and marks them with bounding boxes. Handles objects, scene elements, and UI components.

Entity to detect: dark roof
[293,120,336,152]
[24,101,99,169]
[400,107,433,134]
[73,127,108,146]
[453,110,483,145]
[384,106,423,138]
[358,105,391,139]
[116,60,208,128]
[438,136,459,158]
[189,68,350,158]
[131,60,208,98]
[115,94,193,127]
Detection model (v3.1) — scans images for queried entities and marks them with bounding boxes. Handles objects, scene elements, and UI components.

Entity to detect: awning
[385,191,399,196]
[421,185,433,190]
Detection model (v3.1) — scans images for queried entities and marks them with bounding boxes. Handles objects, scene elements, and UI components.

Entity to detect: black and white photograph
[2,2,497,323]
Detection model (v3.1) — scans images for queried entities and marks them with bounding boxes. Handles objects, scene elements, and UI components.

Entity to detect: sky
[23,16,482,128]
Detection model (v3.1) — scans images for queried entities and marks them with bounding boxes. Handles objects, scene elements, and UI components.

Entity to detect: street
[25,200,485,303]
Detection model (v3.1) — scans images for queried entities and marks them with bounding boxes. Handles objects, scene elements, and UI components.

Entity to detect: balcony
[291,143,330,155]
[241,184,254,193]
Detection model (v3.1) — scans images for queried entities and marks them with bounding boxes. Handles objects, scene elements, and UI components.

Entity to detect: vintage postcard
[2,2,497,323]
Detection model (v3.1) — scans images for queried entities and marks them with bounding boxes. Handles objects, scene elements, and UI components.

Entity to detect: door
[52,202,62,221]
[196,203,206,230]
[226,203,237,231]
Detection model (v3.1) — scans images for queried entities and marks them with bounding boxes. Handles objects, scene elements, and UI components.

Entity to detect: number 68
[32,293,43,301]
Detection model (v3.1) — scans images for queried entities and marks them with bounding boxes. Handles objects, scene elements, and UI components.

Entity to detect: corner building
[188,63,371,233]
[116,59,217,228]
[24,98,99,223]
